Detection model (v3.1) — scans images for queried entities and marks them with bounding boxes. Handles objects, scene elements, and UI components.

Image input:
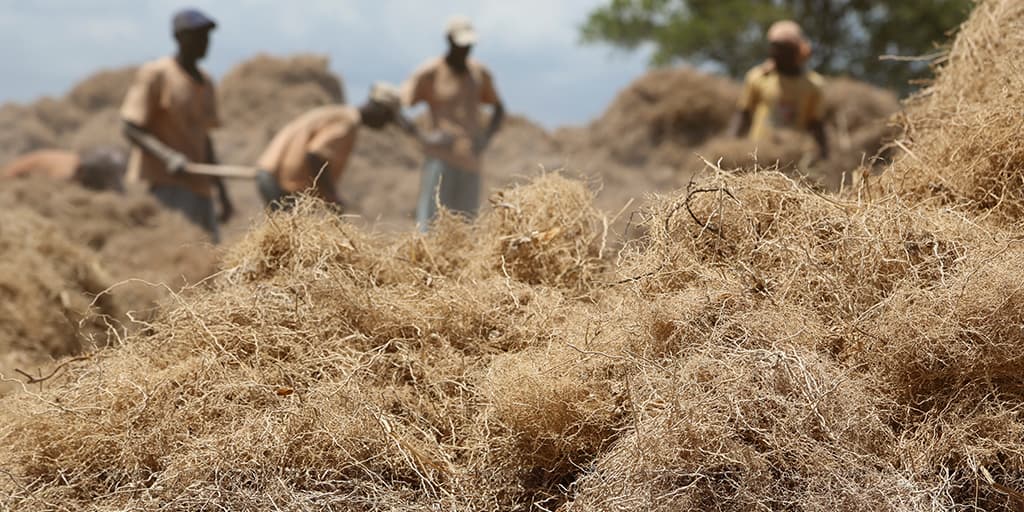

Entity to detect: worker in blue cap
[120,8,233,242]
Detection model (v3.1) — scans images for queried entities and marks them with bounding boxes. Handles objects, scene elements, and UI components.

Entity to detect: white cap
[445,15,478,47]
[369,82,401,112]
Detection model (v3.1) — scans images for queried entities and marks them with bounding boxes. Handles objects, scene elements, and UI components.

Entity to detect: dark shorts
[150,185,220,243]
[256,169,300,212]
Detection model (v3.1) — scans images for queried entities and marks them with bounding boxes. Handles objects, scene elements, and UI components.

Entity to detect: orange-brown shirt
[120,56,220,197]
[1,150,80,181]
[402,57,501,173]
[256,105,360,198]
[739,63,825,141]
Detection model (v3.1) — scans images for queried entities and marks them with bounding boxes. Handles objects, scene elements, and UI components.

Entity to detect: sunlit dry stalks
[4,2,1024,509]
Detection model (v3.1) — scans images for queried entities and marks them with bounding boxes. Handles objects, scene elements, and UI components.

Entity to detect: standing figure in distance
[402,15,505,231]
[734,20,829,161]
[120,8,234,242]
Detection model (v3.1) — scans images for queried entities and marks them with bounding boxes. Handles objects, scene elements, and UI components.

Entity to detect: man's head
[172,8,217,61]
[75,147,128,192]
[361,82,402,130]
[766,20,811,73]
[445,15,477,67]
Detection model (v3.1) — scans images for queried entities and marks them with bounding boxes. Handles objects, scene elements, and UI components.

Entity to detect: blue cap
[172,8,217,34]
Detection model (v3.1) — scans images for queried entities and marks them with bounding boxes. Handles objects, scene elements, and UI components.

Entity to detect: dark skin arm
[809,121,829,161]
[123,121,187,172]
[486,101,505,140]
[474,101,505,154]
[206,137,234,223]
[124,122,234,221]
[733,110,753,139]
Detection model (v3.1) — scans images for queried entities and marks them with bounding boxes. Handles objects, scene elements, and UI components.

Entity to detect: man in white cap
[255,83,407,211]
[120,8,233,242]
[402,15,505,231]
[734,20,829,160]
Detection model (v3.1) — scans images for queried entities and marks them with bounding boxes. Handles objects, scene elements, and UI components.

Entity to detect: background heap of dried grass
[214,54,347,165]
[5,2,1024,509]
[0,66,135,161]
[0,208,118,396]
[0,178,216,310]
[0,179,216,397]
[881,0,1024,224]
[558,67,900,194]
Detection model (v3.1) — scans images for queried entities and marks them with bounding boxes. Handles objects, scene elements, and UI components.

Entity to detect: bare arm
[485,101,505,142]
[122,121,186,172]
[0,152,43,178]
[473,101,505,155]
[206,137,234,223]
[809,121,830,161]
[733,110,753,138]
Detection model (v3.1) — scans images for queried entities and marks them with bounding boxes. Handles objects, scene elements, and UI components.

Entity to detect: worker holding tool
[120,8,233,242]
[255,83,405,211]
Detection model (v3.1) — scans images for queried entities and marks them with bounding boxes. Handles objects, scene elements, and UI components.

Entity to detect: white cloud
[74,16,144,44]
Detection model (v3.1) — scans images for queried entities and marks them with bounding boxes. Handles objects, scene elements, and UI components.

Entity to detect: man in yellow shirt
[403,15,505,231]
[120,8,233,242]
[255,83,404,211]
[735,20,829,160]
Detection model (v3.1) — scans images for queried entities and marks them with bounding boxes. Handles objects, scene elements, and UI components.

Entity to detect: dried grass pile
[824,77,900,139]
[214,54,346,165]
[572,67,740,166]
[0,178,217,347]
[4,150,1024,511]
[64,67,138,113]
[556,66,899,198]
[0,208,119,396]
[7,3,1024,508]
[0,176,621,510]
[567,164,1023,509]
[626,171,981,317]
[0,66,135,164]
[677,77,900,190]
[882,0,1024,223]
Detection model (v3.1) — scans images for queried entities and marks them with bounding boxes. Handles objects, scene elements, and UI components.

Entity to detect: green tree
[581,0,972,91]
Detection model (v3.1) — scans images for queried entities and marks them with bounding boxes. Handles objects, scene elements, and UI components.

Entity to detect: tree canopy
[581,0,972,92]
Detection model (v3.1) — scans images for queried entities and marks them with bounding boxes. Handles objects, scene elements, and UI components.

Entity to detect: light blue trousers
[416,158,480,232]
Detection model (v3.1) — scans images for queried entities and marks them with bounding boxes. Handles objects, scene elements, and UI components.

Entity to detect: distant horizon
[0,0,652,129]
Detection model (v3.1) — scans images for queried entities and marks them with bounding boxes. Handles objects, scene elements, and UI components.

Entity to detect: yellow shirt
[120,56,220,197]
[738,64,825,141]
[257,105,360,198]
[402,57,501,173]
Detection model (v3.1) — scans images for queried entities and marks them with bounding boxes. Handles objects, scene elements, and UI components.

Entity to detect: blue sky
[0,1,651,127]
